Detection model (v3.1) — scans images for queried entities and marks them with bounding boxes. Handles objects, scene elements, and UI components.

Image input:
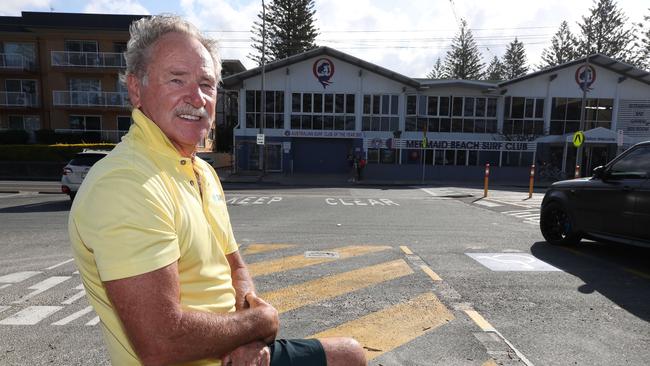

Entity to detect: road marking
[44,258,75,270]
[482,359,499,366]
[399,246,413,255]
[12,276,72,303]
[243,243,297,255]
[0,271,42,283]
[310,292,454,360]
[86,316,100,326]
[467,253,561,272]
[52,306,94,325]
[474,200,503,208]
[465,309,495,331]
[62,284,86,305]
[420,265,442,281]
[261,259,413,313]
[248,245,391,277]
[0,306,62,325]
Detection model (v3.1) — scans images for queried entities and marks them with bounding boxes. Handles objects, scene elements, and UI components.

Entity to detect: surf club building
[222,47,650,182]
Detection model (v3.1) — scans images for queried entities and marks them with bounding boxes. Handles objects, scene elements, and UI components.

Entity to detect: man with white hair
[69,14,366,366]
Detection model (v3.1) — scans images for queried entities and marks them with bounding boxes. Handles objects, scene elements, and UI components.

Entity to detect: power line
[203,26,557,34]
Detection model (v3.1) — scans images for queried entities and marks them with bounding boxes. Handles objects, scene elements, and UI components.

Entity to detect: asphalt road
[0,186,648,366]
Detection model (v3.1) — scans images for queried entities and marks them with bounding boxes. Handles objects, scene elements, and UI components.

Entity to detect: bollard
[574,165,580,179]
[484,163,490,197]
[528,164,535,198]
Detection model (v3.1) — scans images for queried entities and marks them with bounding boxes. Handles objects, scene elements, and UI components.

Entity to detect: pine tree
[426,57,446,79]
[249,0,319,65]
[539,21,579,69]
[635,9,650,70]
[484,56,505,81]
[442,19,484,80]
[577,0,636,62]
[502,38,529,79]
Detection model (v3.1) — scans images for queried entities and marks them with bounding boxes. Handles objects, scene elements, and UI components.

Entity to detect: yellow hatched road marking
[248,245,391,277]
[482,359,499,366]
[420,265,442,281]
[242,243,297,255]
[400,245,413,255]
[464,309,495,332]
[261,259,413,313]
[310,292,454,360]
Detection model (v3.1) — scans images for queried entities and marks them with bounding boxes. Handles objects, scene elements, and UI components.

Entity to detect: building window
[3,115,40,131]
[503,97,544,136]
[65,40,98,53]
[406,95,497,133]
[69,115,101,130]
[362,94,398,132]
[291,92,355,130]
[245,90,284,129]
[5,79,38,106]
[1,42,36,69]
[549,97,613,135]
[117,116,132,131]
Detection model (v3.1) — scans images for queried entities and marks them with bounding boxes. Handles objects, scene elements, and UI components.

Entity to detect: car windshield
[69,153,106,167]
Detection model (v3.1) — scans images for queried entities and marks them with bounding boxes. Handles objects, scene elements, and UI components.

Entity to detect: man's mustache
[175,104,209,118]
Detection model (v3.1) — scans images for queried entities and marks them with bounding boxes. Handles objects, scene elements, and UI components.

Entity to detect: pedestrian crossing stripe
[0,306,62,325]
[310,292,454,360]
[248,245,391,277]
[261,259,413,313]
[243,243,297,255]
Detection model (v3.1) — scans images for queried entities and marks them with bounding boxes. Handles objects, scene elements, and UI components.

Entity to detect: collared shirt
[69,109,238,365]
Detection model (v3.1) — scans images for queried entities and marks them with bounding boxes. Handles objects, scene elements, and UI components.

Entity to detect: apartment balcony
[0,53,36,71]
[51,51,126,68]
[0,92,39,107]
[52,90,130,108]
[54,129,128,143]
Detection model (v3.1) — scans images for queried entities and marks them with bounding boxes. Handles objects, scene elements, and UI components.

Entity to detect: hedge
[0,144,116,162]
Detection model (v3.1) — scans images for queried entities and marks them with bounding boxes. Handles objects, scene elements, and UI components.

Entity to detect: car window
[69,153,106,167]
[608,146,650,179]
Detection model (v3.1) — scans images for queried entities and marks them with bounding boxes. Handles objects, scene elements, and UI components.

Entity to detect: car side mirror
[592,165,606,179]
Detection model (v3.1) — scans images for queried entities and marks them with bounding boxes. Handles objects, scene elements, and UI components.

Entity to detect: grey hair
[120,14,222,85]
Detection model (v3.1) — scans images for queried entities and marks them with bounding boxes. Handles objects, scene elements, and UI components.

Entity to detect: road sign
[617,129,624,147]
[573,131,585,148]
[256,133,265,145]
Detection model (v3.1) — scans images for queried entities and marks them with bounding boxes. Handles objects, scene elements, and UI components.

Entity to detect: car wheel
[540,201,581,246]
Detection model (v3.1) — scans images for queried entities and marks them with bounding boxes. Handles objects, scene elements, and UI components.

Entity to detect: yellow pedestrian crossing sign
[573,131,585,148]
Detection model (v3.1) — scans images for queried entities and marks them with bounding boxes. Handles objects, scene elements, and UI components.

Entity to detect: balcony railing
[0,53,36,70]
[54,129,128,143]
[0,91,39,107]
[52,90,130,108]
[51,51,126,68]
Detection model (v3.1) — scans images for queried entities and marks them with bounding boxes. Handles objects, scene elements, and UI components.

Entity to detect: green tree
[577,0,636,62]
[503,38,528,79]
[635,8,650,70]
[484,56,505,81]
[249,0,319,65]
[443,19,484,79]
[539,21,579,69]
[426,57,446,78]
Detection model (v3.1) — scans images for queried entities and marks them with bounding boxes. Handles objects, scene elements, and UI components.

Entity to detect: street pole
[259,0,266,173]
[576,52,590,177]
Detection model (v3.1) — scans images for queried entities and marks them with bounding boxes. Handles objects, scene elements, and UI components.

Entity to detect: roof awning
[535,127,618,144]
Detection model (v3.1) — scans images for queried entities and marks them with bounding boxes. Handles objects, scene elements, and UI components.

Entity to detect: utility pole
[576,53,590,176]
[259,0,266,173]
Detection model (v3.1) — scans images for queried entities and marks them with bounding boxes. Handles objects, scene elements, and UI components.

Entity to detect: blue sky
[2,0,648,76]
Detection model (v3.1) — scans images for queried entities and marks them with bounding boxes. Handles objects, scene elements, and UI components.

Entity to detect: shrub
[0,143,115,162]
[0,130,29,144]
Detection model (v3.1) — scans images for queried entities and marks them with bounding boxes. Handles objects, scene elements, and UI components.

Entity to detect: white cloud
[83,0,150,15]
[0,0,52,16]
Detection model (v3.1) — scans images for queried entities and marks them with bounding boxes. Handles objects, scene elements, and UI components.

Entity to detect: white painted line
[52,306,94,325]
[62,290,87,305]
[44,258,75,270]
[0,271,42,283]
[85,316,100,326]
[0,306,62,325]
[474,200,503,207]
[0,306,10,314]
[12,276,71,304]
[72,271,79,275]
[0,284,11,290]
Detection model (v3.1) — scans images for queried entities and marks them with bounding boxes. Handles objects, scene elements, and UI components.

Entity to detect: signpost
[256,133,265,145]
[573,131,585,148]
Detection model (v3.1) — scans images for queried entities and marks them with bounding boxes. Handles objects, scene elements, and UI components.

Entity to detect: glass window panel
[597,99,613,122]
[485,120,497,133]
[479,151,500,166]
[475,119,486,133]
[117,116,132,131]
[367,149,380,164]
[372,95,381,114]
[452,118,463,132]
[324,94,333,113]
[456,150,467,166]
[324,116,334,129]
[445,150,455,165]
[452,97,463,116]
[363,95,371,114]
[511,97,525,118]
[85,116,101,130]
[566,98,581,120]
[265,91,274,113]
[464,97,475,117]
[418,95,427,116]
[255,91,261,112]
[391,95,398,115]
[440,97,450,116]
[428,118,439,133]
[313,93,322,113]
[371,117,380,131]
[380,117,389,131]
[335,94,344,113]
[246,113,256,128]
[534,120,544,135]
[275,91,284,113]
[417,117,428,131]
[8,116,23,129]
[440,118,451,132]
[535,99,544,119]
[463,119,474,133]
[345,116,355,130]
[346,94,355,114]
[381,95,390,114]
[468,150,478,165]
[312,115,323,130]
[406,95,417,115]
[565,121,579,133]
[406,117,416,131]
[585,98,597,121]
[609,147,650,177]
[427,96,438,116]
[549,120,563,135]
[513,120,524,135]
[362,116,371,131]
[503,120,513,135]
[551,98,566,119]
[292,93,301,112]
[381,149,396,164]
[301,115,312,129]
[475,98,486,117]
[265,114,274,129]
[302,94,312,113]
[5,80,21,91]
[291,115,300,129]
[435,150,445,165]
[523,120,534,135]
[487,98,497,117]
[525,98,534,118]
[335,116,345,130]
[390,117,399,131]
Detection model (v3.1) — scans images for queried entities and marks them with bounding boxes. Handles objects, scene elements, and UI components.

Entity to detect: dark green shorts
[269,339,326,366]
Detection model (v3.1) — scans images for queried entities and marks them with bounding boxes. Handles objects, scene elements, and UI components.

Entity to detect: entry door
[264,144,282,172]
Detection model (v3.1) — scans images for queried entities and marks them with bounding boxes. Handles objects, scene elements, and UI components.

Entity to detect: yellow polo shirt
[69,109,238,365]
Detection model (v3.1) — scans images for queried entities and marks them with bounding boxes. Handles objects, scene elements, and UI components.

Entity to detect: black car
[540,141,650,248]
